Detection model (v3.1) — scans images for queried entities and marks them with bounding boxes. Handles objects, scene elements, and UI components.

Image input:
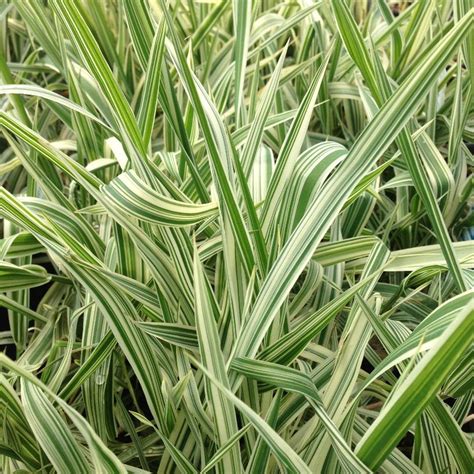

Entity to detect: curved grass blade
[102,171,218,226]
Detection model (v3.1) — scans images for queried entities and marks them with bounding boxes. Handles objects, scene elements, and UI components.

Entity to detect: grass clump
[0,0,473,472]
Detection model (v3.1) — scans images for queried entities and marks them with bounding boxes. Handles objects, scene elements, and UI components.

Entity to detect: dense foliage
[0,0,473,472]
